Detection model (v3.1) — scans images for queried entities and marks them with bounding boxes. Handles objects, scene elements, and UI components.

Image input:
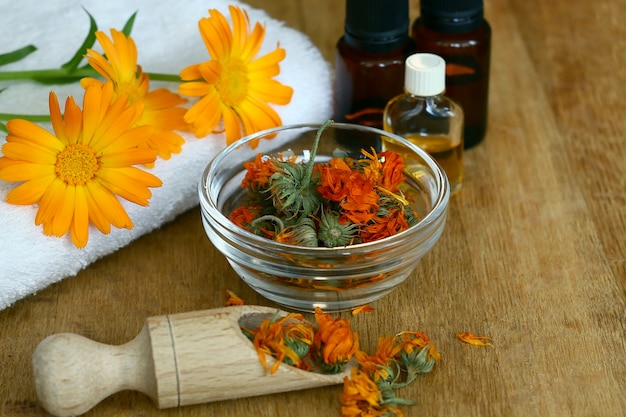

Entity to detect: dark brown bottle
[412,0,491,149]
[334,0,415,131]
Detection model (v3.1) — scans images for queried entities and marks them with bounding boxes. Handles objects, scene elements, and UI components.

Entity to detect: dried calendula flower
[314,307,359,373]
[456,332,494,347]
[394,331,440,386]
[242,311,314,374]
[340,368,410,417]
[267,120,333,219]
[318,209,358,247]
[355,335,401,383]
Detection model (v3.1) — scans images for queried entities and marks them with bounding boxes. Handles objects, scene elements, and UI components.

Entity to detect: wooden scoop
[32,305,351,417]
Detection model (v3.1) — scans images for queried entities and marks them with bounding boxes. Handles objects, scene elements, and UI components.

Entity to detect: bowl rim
[198,122,450,254]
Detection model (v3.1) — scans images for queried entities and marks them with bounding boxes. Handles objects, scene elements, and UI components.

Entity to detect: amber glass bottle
[412,0,491,149]
[334,0,415,131]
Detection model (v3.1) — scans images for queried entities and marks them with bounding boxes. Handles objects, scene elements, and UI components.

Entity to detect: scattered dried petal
[456,332,494,347]
[225,289,244,306]
[351,305,375,315]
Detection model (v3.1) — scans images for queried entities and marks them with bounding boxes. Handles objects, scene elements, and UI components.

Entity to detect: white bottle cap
[404,53,446,96]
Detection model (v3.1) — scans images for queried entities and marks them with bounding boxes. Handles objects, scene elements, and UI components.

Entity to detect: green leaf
[0,45,37,67]
[0,113,51,123]
[122,11,138,36]
[0,123,8,134]
[61,7,98,72]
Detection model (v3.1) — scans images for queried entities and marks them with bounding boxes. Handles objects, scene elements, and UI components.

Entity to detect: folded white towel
[0,0,333,310]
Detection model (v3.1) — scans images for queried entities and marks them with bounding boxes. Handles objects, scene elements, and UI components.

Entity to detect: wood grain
[2,0,626,416]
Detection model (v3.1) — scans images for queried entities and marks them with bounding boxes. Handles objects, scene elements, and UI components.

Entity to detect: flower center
[216,59,249,107]
[55,144,100,185]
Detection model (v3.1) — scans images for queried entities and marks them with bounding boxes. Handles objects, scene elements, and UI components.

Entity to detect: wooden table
[2,0,625,416]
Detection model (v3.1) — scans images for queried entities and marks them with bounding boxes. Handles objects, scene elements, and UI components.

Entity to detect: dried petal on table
[351,305,375,315]
[456,332,494,347]
[225,289,245,306]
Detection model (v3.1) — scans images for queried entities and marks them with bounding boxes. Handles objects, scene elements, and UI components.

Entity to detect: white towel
[0,0,333,310]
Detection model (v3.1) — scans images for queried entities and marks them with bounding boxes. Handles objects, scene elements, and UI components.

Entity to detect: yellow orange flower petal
[179,5,293,145]
[244,312,310,374]
[225,289,245,306]
[456,332,494,347]
[351,305,375,315]
[0,83,162,248]
[83,29,188,161]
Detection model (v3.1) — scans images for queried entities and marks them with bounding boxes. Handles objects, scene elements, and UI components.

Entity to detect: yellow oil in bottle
[403,134,463,195]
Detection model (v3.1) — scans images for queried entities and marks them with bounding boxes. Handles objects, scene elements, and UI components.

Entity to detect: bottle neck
[344,31,411,53]
[420,10,484,34]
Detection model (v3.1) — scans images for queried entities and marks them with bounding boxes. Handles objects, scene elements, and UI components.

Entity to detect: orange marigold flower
[357,148,405,192]
[245,312,311,374]
[317,158,352,202]
[314,307,359,373]
[0,83,162,248]
[82,29,188,162]
[378,150,406,192]
[179,6,294,145]
[355,335,402,382]
[241,153,280,189]
[341,368,404,417]
[393,331,441,384]
[319,166,380,225]
[397,331,441,362]
[228,205,261,229]
[341,176,379,224]
[360,209,410,243]
[358,147,384,184]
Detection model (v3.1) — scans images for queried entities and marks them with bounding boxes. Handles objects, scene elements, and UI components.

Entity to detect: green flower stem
[251,215,285,231]
[146,72,183,82]
[0,113,50,122]
[0,68,97,81]
[302,119,333,187]
[0,68,182,83]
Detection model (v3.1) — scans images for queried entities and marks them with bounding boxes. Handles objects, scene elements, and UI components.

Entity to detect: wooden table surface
[2,0,625,416]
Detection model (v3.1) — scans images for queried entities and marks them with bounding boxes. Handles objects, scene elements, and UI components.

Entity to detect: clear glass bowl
[198,123,450,312]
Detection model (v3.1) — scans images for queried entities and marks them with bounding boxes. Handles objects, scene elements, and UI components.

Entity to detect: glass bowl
[198,123,449,312]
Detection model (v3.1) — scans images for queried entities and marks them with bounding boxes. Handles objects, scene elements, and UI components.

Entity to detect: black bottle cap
[344,0,410,53]
[420,0,484,33]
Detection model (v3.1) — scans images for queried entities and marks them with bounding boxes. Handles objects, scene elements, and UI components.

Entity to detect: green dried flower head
[318,210,358,248]
[266,120,333,220]
[268,161,322,219]
[276,217,319,247]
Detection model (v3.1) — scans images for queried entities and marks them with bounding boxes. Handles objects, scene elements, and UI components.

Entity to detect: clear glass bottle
[384,53,464,195]
[412,0,491,149]
[334,0,415,131]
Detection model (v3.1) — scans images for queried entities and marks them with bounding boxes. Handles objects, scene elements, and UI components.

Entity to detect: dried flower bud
[318,210,358,247]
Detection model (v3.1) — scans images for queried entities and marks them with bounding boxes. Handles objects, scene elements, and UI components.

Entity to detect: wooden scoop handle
[32,325,156,417]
